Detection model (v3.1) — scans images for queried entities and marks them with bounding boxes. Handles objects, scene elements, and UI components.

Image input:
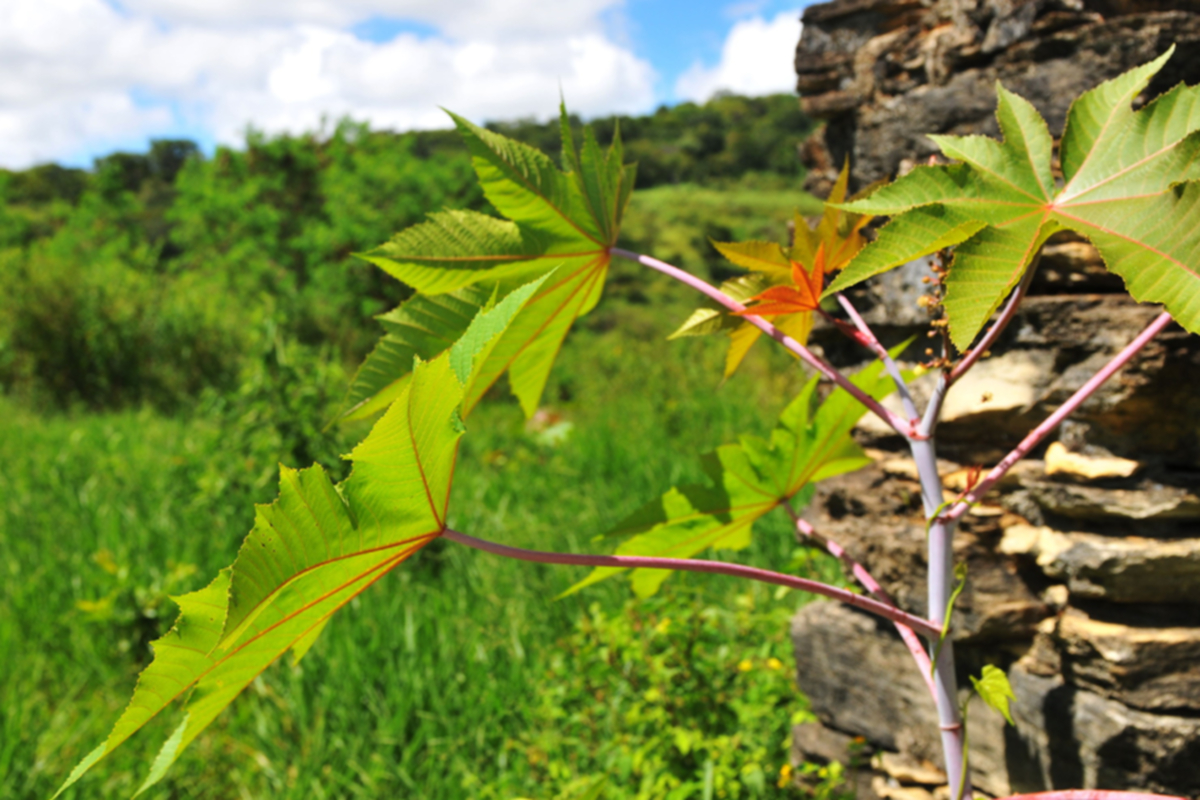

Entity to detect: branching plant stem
[611,247,913,435]
[442,529,943,637]
[824,288,970,795]
[942,310,1173,522]
[911,433,969,798]
[616,248,1172,800]
[920,372,949,439]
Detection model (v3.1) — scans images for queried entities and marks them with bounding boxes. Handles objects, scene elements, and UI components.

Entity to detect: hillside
[0,93,814,412]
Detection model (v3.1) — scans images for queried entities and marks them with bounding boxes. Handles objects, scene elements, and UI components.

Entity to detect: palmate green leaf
[54,278,540,797]
[824,206,987,293]
[563,356,897,598]
[52,570,231,798]
[350,106,634,420]
[832,47,1200,349]
[342,286,492,422]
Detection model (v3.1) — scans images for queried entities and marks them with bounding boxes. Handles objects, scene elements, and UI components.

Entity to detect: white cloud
[119,0,617,39]
[0,0,656,168]
[674,10,800,103]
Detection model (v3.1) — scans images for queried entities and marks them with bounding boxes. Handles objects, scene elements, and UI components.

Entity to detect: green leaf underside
[824,207,987,296]
[564,354,900,598]
[835,48,1200,348]
[348,107,634,420]
[56,278,542,796]
[972,664,1016,725]
[342,287,491,422]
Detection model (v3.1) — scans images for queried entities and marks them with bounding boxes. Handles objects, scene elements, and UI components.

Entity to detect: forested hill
[0,93,812,412]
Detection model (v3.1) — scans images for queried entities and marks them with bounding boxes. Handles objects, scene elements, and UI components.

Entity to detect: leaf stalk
[441,528,943,637]
[612,247,913,435]
[942,310,1172,522]
[834,292,921,422]
[786,504,936,698]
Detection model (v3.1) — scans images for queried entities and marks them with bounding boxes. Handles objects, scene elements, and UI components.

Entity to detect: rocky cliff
[788,1,1200,796]
[796,0,1200,193]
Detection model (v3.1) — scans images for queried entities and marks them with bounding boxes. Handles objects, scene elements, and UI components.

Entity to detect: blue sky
[622,0,802,102]
[0,0,806,169]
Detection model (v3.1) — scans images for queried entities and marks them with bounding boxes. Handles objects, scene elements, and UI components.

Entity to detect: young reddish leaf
[797,159,873,273]
[665,274,772,377]
[721,313,814,379]
[669,308,730,339]
[710,239,793,281]
[696,162,873,377]
[724,320,763,379]
[713,247,827,377]
[735,245,827,318]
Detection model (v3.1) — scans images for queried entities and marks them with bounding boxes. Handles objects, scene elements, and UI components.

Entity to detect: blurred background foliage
[0,92,812,412]
[0,92,848,799]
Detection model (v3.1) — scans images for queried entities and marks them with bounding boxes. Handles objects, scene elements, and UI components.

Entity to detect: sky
[0,0,805,169]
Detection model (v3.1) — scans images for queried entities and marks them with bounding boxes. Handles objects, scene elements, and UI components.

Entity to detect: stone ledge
[1000,524,1200,603]
[1009,660,1200,793]
[1031,605,1200,712]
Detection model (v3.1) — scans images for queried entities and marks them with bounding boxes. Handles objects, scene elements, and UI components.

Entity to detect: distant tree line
[0,94,811,411]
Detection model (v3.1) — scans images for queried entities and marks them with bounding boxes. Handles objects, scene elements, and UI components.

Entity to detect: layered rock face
[788,1,1200,796]
[796,0,1200,193]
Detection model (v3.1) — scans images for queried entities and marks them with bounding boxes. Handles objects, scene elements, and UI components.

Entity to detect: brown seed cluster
[918,249,953,369]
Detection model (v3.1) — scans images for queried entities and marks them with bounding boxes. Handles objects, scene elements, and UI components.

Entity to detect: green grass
[0,196,844,799]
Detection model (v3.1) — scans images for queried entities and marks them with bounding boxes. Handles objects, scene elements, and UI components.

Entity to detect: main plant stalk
[912,435,970,798]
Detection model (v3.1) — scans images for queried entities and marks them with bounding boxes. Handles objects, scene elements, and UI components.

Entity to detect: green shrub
[190,329,356,505]
[0,247,246,410]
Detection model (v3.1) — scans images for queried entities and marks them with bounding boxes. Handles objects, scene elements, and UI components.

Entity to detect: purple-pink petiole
[610,247,914,436]
[788,508,936,698]
[943,310,1173,521]
[442,528,943,637]
[835,292,921,423]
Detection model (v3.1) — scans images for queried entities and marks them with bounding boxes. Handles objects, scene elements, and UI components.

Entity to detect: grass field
[0,188,843,799]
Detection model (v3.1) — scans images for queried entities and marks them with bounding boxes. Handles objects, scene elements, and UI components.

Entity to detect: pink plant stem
[948,259,1038,385]
[611,247,911,436]
[442,529,942,637]
[943,310,1173,522]
[787,507,936,698]
[999,794,1186,800]
[835,292,920,422]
